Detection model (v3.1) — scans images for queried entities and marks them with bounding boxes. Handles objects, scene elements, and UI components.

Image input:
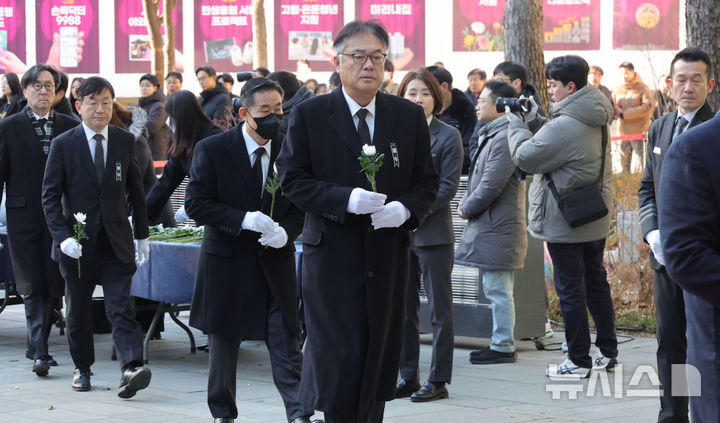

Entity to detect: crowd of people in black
[1,17,719,423]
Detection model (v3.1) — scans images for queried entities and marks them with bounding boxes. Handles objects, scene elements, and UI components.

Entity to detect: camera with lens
[495,97,530,113]
[236,71,253,82]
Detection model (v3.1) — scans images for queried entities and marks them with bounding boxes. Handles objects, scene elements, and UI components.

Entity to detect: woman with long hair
[68,77,84,116]
[0,72,24,119]
[145,90,222,223]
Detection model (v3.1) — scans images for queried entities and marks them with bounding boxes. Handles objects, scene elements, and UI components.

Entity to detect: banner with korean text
[274,0,343,72]
[0,1,25,74]
[613,0,679,50]
[355,0,425,71]
[544,0,601,50]
[194,0,253,72]
[36,0,99,73]
[115,0,184,74]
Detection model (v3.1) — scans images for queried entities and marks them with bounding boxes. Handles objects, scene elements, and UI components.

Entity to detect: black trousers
[653,266,689,423]
[23,294,55,359]
[207,295,311,421]
[59,232,143,371]
[400,243,454,384]
[324,401,386,423]
[546,239,617,368]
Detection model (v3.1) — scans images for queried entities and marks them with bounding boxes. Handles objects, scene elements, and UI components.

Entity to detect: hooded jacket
[199,83,232,131]
[280,84,314,135]
[508,84,614,243]
[612,73,654,135]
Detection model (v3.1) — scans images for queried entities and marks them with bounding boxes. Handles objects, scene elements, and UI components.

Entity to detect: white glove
[371,201,410,229]
[135,238,150,266]
[519,95,538,122]
[259,226,288,249]
[347,188,387,215]
[60,237,82,259]
[174,206,189,224]
[646,229,665,266]
[504,106,522,123]
[241,211,278,234]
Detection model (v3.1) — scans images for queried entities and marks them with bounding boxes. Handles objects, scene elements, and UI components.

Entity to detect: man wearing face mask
[184,78,319,423]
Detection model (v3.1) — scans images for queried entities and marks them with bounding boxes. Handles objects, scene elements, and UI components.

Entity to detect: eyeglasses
[31,82,55,92]
[339,52,387,65]
[139,83,154,89]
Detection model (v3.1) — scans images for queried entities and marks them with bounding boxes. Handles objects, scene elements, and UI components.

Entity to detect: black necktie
[673,117,689,140]
[38,118,47,137]
[252,147,265,197]
[94,134,104,184]
[356,108,372,145]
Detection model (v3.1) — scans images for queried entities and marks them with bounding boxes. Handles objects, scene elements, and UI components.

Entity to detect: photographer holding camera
[506,55,618,378]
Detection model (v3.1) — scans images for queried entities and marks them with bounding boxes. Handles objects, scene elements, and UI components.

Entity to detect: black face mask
[249,113,281,140]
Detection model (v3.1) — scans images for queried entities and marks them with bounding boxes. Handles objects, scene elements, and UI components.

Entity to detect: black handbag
[546,125,609,228]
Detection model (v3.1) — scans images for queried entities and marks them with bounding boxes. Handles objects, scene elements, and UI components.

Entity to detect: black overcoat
[0,109,78,295]
[184,124,304,338]
[276,87,439,414]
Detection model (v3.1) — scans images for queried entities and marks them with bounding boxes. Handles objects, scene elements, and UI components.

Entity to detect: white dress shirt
[242,122,271,189]
[342,87,377,142]
[82,123,109,164]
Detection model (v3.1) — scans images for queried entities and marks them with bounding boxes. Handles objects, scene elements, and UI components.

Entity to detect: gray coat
[507,85,613,243]
[411,117,463,247]
[455,117,527,270]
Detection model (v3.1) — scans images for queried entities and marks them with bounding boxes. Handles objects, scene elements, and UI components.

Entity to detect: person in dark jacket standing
[146,90,222,224]
[426,65,477,174]
[137,74,170,161]
[0,72,24,119]
[0,65,79,376]
[267,70,314,135]
[638,47,715,423]
[196,66,232,131]
[278,20,439,422]
[52,71,74,117]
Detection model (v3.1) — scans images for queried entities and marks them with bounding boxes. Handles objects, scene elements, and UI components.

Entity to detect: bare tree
[686,0,720,110]
[252,0,267,69]
[142,0,177,84]
[503,0,549,112]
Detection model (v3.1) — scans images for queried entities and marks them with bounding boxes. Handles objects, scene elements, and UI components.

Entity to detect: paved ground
[0,304,663,422]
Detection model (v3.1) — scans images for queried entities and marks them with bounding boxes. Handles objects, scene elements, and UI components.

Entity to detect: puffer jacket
[138,90,170,161]
[507,84,613,243]
[612,73,654,135]
[455,117,527,270]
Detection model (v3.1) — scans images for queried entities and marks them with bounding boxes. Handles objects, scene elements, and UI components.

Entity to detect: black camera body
[236,71,253,82]
[495,97,530,113]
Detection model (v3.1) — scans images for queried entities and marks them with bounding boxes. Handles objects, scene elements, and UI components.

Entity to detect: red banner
[453,0,506,52]
[0,0,25,74]
[36,0,99,73]
[355,0,425,71]
[544,0,601,50]
[194,0,253,72]
[613,0,679,50]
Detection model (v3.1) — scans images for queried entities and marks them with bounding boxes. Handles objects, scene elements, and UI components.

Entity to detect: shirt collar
[32,111,50,120]
[241,122,271,158]
[426,115,433,126]
[342,87,376,119]
[677,107,700,125]
[81,122,109,143]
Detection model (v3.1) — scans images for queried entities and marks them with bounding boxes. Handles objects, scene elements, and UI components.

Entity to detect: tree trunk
[503,0,549,113]
[142,0,164,82]
[163,0,177,76]
[252,0,267,68]
[686,0,720,111]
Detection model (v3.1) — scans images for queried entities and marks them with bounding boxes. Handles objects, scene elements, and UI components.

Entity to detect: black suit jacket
[277,87,438,414]
[639,102,714,269]
[42,124,149,266]
[0,109,78,295]
[184,123,304,338]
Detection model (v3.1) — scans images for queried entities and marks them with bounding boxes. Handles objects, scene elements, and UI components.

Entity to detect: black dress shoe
[118,367,152,399]
[395,378,421,398]
[290,417,324,423]
[46,355,59,366]
[214,419,234,423]
[72,368,91,391]
[32,358,50,377]
[410,380,448,402]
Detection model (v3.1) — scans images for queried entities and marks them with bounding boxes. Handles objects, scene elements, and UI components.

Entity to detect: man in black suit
[638,47,715,423]
[42,77,151,398]
[0,64,78,377]
[185,78,318,423]
[277,20,439,423]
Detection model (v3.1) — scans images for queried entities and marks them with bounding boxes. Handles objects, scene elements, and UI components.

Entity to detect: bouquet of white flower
[358,144,384,192]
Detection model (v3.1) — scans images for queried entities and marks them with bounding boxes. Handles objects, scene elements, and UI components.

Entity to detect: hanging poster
[0,0,25,74]
[453,0,505,52]
[355,0,425,71]
[274,0,343,72]
[613,0,679,50]
[194,0,253,72]
[544,0,601,50]
[115,0,184,74]
[36,0,99,73]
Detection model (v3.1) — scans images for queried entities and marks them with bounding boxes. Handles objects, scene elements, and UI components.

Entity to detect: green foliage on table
[148,225,204,244]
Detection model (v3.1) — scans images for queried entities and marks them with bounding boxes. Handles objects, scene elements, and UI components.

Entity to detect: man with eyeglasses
[0,64,79,377]
[278,19,438,423]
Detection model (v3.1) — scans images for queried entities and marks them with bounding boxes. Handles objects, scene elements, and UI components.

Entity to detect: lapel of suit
[428,117,441,149]
[327,87,364,158]
[372,92,394,162]
[690,102,713,128]
[660,110,679,152]
[229,124,261,208]
[17,112,46,164]
[100,126,119,194]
